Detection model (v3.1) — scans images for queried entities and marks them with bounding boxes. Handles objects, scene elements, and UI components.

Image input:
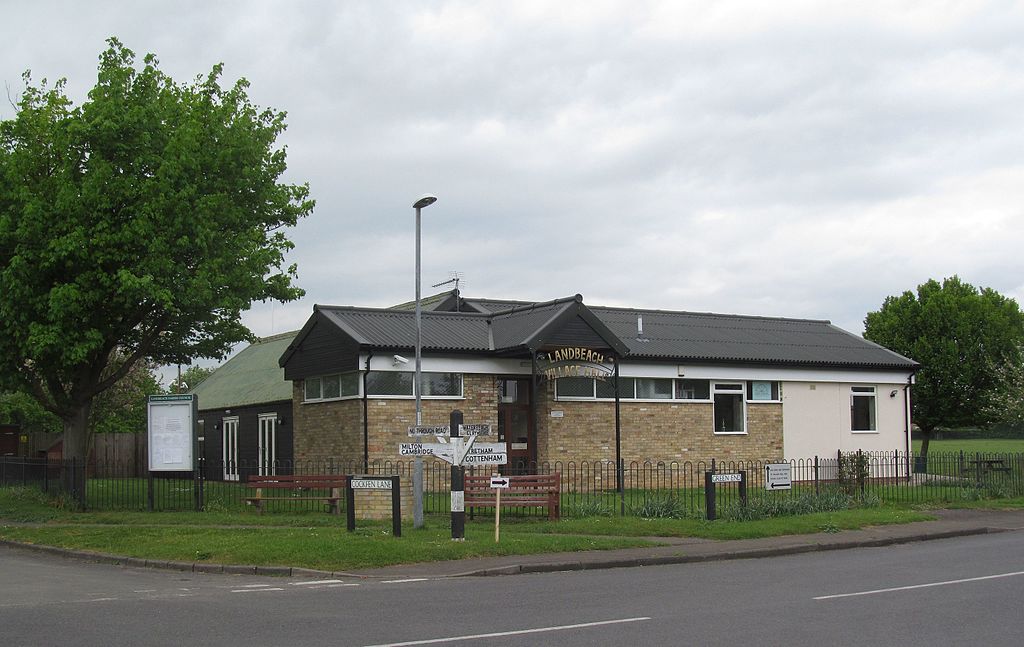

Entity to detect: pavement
[5,507,1024,579]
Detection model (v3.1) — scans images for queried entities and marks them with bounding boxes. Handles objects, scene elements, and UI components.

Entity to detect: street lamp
[412,193,436,528]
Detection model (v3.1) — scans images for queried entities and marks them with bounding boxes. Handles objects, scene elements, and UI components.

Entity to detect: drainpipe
[363,350,373,472]
[904,373,913,480]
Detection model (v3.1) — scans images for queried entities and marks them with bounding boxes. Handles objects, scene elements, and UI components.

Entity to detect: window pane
[366,371,414,396]
[304,377,321,401]
[322,375,341,399]
[340,373,360,397]
[747,381,779,401]
[596,377,635,398]
[636,378,673,399]
[714,393,745,432]
[558,377,594,398]
[852,394,876,431]
[676,379,710,399]
[421,372,462,396]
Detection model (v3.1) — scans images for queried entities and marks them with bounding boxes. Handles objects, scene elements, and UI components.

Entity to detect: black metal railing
[2,451,1022,516]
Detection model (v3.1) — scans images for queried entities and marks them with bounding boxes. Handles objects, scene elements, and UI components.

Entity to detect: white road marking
[291,579,345,586]
[85,598,119,602]
[324,583,360,588]
[238,584,274,588]
[363,616,652,646]
[133,589,157,593]
[231,587,285,593]
[814,570,1024,600]
[380,578,429,584]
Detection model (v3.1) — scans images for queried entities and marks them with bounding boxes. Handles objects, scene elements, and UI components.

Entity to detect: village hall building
[277,291,918,470]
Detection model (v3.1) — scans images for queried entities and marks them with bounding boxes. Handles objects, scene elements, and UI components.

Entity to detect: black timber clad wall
[198,401,293,482]
[543,315,614,351]
[282,317,361,380]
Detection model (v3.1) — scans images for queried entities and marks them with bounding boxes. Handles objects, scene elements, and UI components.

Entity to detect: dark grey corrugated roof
[299,296,917,370]
[317,306,493,352]
[590,307,915,368]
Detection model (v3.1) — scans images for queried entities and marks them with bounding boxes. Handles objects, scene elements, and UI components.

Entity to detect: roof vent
[637,315,644,339]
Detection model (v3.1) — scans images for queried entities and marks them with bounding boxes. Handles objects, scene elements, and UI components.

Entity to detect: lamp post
[412,194,436,528]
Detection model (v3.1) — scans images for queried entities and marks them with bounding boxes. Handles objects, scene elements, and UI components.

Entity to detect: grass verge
[0,486,941,571]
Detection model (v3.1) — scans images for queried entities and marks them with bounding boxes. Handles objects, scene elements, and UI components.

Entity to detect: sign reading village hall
[537,346,613,380]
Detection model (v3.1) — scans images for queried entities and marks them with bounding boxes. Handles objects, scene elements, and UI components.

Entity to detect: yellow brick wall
[293,374,784,466]
[292,375,498,466]
[537,380,783,464]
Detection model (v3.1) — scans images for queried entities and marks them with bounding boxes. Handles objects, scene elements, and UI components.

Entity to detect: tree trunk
[61,401,92,508]
[919,428,933,460]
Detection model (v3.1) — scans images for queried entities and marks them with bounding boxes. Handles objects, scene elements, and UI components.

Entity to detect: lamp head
[413,194,437,209]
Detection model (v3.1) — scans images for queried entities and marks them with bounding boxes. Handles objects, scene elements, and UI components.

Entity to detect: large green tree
[0,38,313,464]
[864,276,1024,457]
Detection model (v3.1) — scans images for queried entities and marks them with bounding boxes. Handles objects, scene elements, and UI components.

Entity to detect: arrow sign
[764,463,792,490]
[408,425,450,437]
[459,423,492,436]
[490,476,510,489]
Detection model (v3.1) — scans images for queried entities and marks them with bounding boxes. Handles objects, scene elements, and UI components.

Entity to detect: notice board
[147,394,197,471]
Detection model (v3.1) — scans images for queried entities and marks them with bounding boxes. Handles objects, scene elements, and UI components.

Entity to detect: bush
[717,489,880,522]
[566,499,615,517]
[629,495,690,519]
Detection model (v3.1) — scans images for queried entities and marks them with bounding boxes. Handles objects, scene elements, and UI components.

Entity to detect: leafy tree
[88,356,163,435]
[0,38,313,467]
[168,364,217,394]
[864,276,1024,457]
[0,390,62,435]
[985,349,1024,428]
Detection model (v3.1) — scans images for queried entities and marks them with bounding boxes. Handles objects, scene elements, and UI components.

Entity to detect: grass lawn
[912,438,1024,454]
[0,486,938,571]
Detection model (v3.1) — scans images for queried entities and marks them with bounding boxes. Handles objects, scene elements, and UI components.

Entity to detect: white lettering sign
[710,473,743,483]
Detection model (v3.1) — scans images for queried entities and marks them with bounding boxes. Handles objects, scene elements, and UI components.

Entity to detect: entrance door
[222,417,239,481]
[258,414,277,476]
[497,378,534,474]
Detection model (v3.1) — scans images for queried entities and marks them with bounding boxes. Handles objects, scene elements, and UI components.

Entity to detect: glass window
[676,379,710,400]
[322,374,341,399]
[851,386,877,431]
[596,377,635,399]
[340,372,360,397]
[557,377,595,398]
[747,381,780,401]
[304,377,321,401]
[713,383,745,433]
[420,372,462,397]
[366,371,414,396]
[636,378,673,399]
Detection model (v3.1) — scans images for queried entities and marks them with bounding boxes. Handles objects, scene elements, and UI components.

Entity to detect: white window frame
[222,416,239,482]
[362,371,465,400]
[303,372,362,403]
[851,385,878,433]
[712,382,747,435]
[257,413,277,476]
[747,381,782,403]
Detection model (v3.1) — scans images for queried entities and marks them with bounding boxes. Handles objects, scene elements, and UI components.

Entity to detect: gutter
[363,350,373,472]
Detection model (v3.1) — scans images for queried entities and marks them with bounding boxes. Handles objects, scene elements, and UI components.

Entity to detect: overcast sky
[3,1,1023,375]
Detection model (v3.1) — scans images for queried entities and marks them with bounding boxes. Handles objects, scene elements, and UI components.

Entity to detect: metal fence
[2,451,1022,516]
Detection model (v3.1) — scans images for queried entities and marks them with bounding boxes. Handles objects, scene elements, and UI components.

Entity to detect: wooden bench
[245,474,348,514]
[464,473,561,520]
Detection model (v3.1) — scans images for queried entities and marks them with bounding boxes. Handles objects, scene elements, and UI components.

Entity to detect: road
[3,532,1023,646]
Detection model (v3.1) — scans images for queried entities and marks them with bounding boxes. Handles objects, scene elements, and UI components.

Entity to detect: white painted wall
[782,381,911,459]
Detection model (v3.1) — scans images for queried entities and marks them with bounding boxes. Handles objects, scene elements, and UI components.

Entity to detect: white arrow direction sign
[765,463,792,490]
[399,443,454,461]
[458,423,492,436]
[490,476,510,489]
[408,425,451,437]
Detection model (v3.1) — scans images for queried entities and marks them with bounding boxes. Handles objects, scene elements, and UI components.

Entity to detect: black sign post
[450,409,466,541]
[346,475,402,537]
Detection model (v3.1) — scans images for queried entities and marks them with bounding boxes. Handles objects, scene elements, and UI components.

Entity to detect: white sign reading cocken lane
[350,477,394,490]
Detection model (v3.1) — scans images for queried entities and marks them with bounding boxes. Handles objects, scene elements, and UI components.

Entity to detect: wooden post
[495,487,501,543]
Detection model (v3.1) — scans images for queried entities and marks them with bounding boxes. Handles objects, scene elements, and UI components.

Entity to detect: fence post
[704,469,716,521]
[813,455,819,495]
[857,449,865,495]
[739,470,747,507]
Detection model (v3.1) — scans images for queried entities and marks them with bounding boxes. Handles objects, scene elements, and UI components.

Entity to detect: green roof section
[190,331,297,410]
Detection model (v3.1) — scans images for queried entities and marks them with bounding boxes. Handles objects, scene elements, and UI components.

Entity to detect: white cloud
[2,0,1023,365]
